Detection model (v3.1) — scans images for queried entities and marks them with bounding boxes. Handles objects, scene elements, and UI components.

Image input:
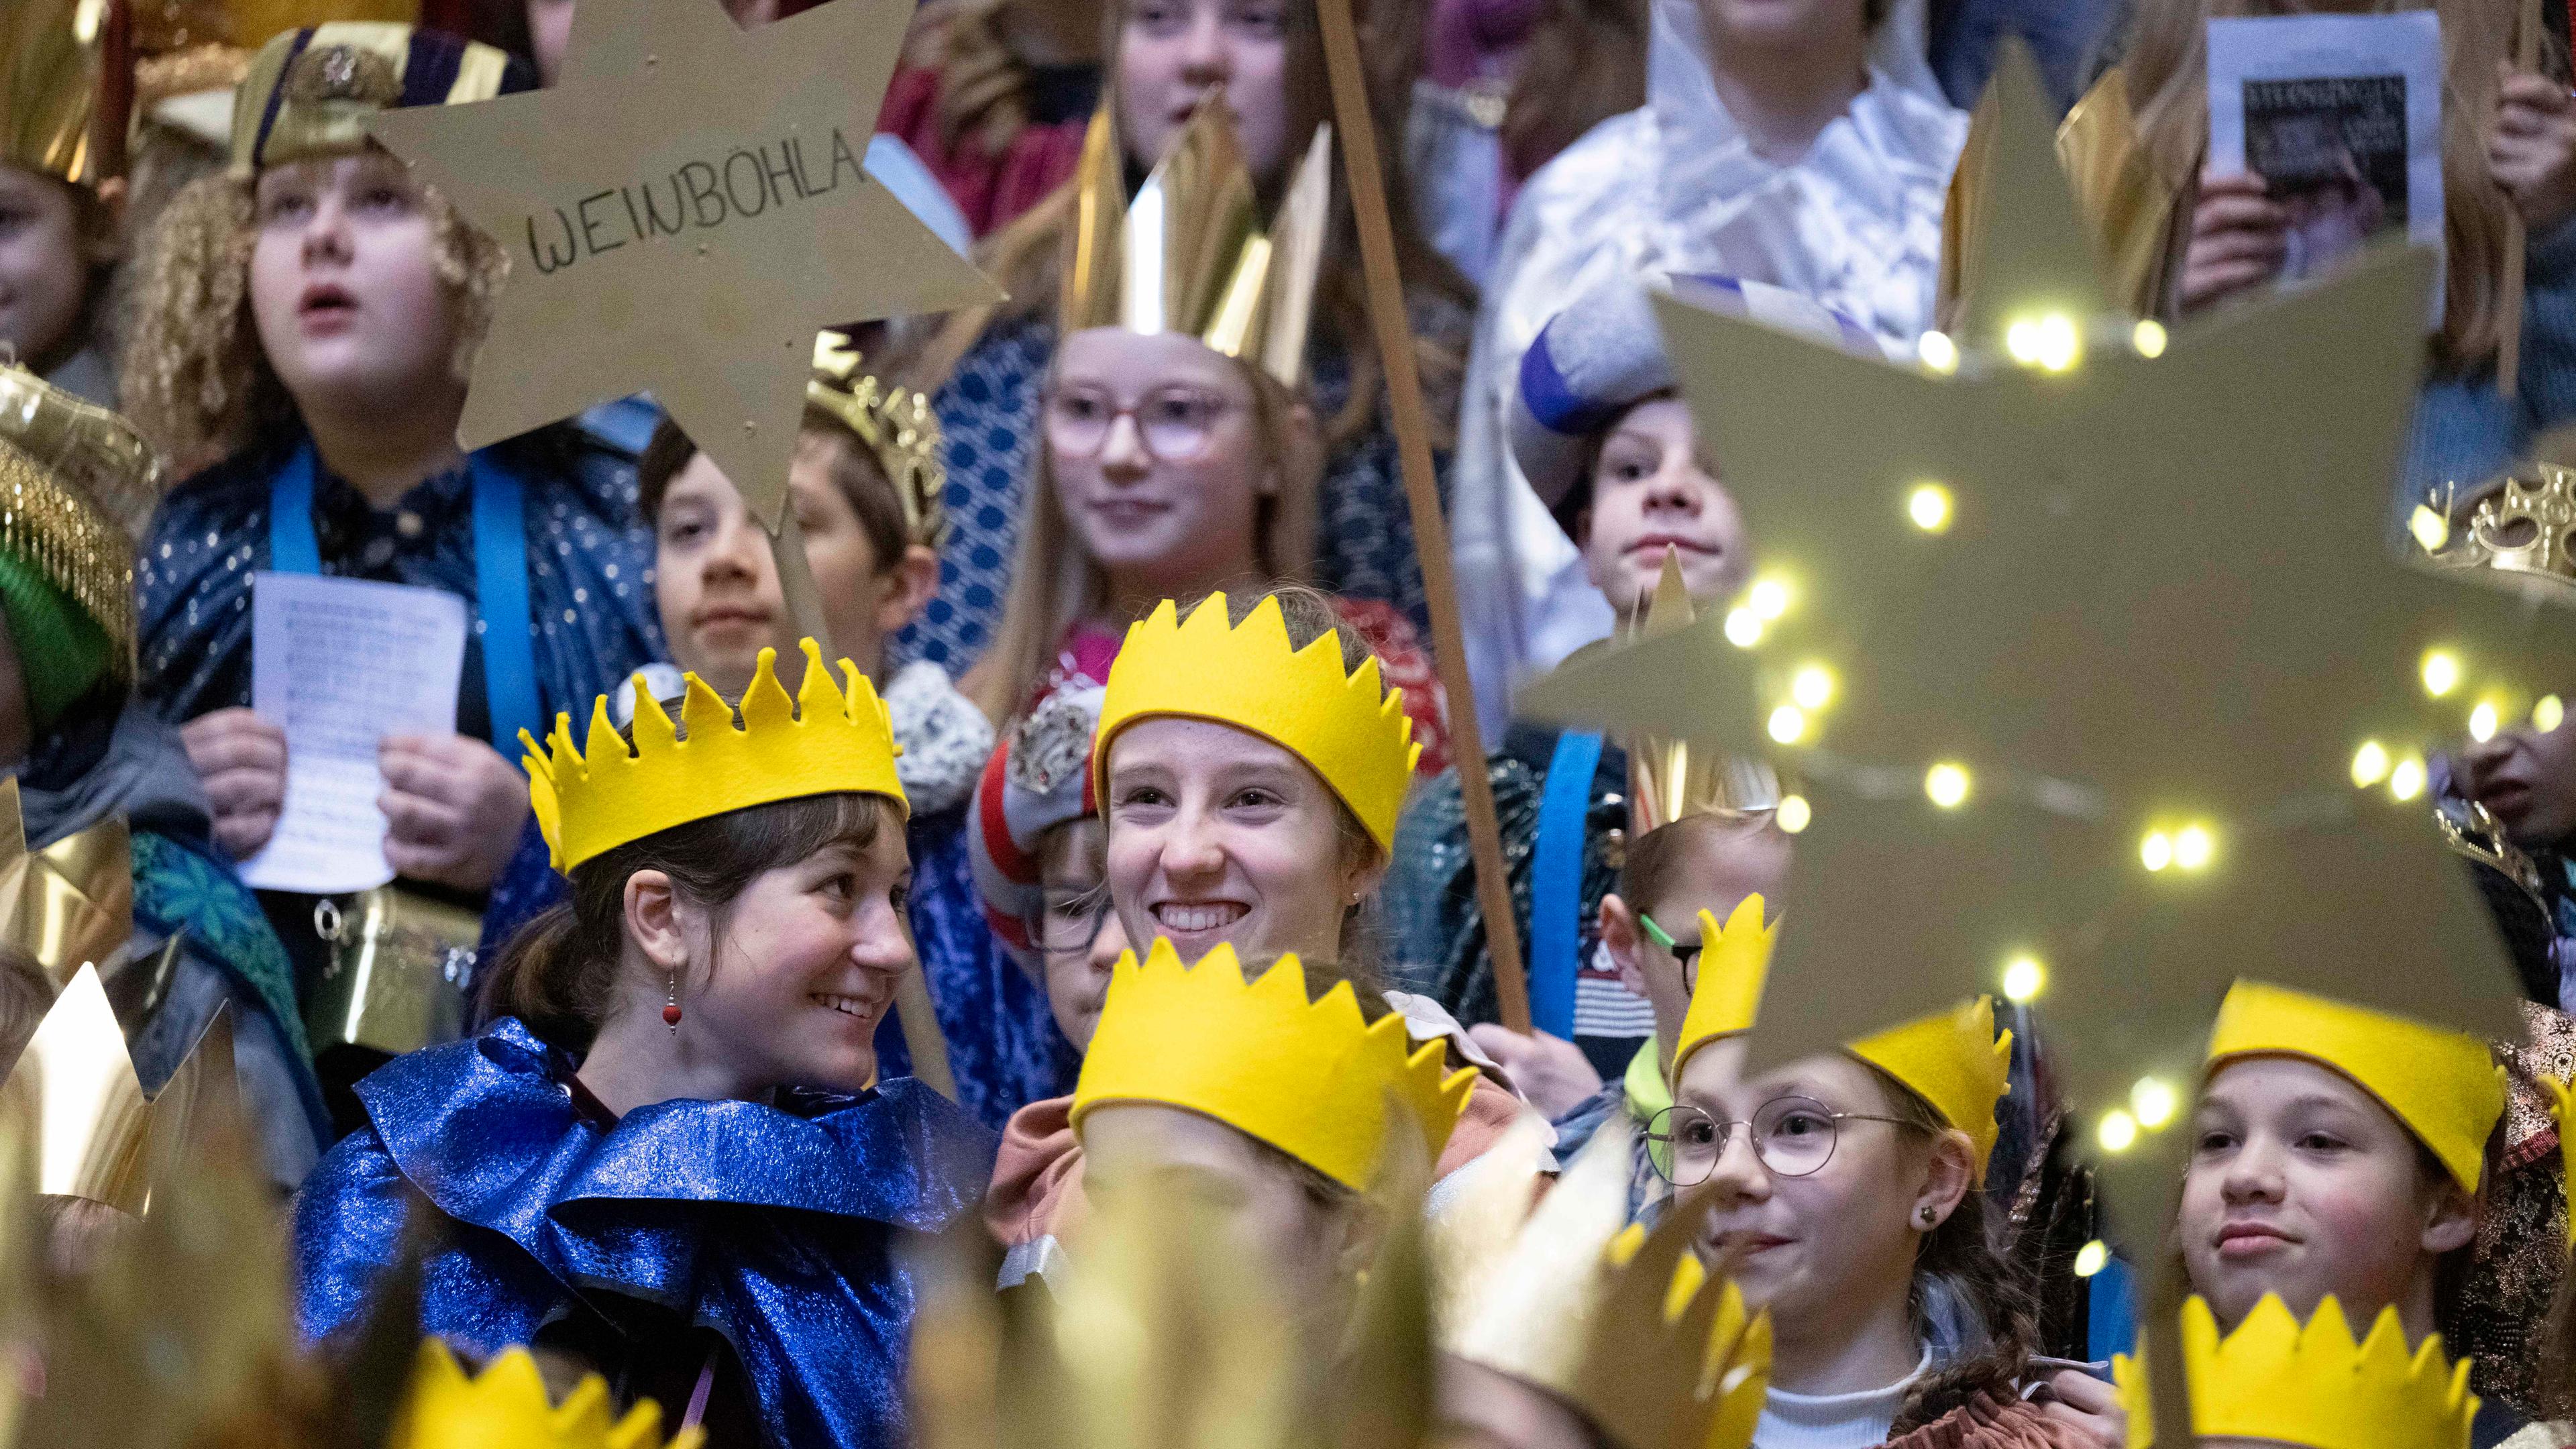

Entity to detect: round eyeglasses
[1042,385,1241,462]
[1026,887,1115,959]
[1646,1097,1920,1187]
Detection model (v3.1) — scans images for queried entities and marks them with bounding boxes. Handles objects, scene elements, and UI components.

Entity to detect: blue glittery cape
[292,1018,999,1449]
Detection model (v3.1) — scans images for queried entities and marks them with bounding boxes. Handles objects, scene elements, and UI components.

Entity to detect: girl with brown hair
[898,0,1474,682]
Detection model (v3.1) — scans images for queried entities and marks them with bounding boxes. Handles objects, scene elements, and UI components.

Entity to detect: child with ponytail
[292,641,996,1449]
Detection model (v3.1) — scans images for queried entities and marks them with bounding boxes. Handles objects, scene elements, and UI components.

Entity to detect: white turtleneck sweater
[1753,1345,1933,1449]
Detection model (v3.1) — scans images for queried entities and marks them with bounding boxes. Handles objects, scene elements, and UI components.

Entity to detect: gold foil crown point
[1059,99,1332,389]
[2427,462,2576,594]
[808,333,947,549]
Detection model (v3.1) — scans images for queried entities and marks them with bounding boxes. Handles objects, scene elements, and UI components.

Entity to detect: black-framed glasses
[1026,888,1114,958]
[1042,384,1242,462]
[1646,1097,1920,1187]
[1639,912,1704,989]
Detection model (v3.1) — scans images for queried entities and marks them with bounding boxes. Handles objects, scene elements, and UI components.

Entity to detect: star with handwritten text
[368,0,996,524]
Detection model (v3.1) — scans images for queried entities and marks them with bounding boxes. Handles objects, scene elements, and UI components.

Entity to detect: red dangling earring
[663,971,682,1032]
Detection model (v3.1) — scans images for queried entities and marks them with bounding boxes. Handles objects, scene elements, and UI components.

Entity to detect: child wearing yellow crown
[1071,935,1479,1337]
[2178,980,2530,1446]
[1663,934,2122,1447]
[984,586,1529,1287]
[290,641,998,1449]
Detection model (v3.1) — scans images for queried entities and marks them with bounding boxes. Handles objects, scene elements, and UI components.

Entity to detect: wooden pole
[1314,0,1532,1032]
[769,508,959,1099]
[2501,0,2542,400]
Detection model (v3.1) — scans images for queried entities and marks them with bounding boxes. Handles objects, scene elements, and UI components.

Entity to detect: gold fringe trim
[0,439,137,676]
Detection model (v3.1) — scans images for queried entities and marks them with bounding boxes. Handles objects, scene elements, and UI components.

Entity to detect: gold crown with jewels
[808,333,946,549]
[2421,462,2576,595]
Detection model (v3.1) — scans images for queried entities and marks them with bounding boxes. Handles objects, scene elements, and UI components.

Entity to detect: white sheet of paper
[2208,12,2446,324]
[240,572,468,894]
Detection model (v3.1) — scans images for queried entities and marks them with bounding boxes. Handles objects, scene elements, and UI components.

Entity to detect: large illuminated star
[367,0,997,523]
[1520,44,2563,1243]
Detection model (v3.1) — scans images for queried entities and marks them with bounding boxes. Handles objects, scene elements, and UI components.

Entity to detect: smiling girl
[292,640,997,1449]
[906,0,1471,678]
[1664,928,2121,1448]
[123,25,661,974]
[984,587,1527,1287]
[964,96,1449,772]
[2177,980,2525,1446]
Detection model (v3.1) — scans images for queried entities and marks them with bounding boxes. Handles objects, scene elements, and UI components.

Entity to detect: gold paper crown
[1059,97,1331,390]
[2115,1295,2477,1449]
[522,639,906,874]
[1625,555,1781,835]
[391,1340,705,1449]
[3,961,231,1217]
[0,0,102,184]
[0,360,166,537]
[1071,938,1477,1193]
[2423,462,2576,595]
[0,775,131,989]
[808,333,946,549]
[1669,895,1779,1083]
[2206,980,2504,1193]
[1846,997,2013,1177]
[1093,593,1419,852]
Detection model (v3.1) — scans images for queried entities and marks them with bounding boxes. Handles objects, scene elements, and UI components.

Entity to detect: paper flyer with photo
[2208,11,2445,319]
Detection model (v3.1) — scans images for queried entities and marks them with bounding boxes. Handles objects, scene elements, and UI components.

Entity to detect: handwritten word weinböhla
[522,127,870,275]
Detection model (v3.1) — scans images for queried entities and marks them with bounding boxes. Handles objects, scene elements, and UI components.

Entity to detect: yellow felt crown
[1846,997,2013,1177]
[2552,1075,2576,1249]
[1071,938,1477,1192]
[2206,980,2503,1192]
[1093,593,1419,852]
[2114,1295,2475,1449]
[390,1339,705,1449]
[1669,895,1779,1083]
[522,639,906,873]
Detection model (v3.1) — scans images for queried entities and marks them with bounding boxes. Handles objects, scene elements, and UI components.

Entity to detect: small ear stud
[1919,1206,1938,1225]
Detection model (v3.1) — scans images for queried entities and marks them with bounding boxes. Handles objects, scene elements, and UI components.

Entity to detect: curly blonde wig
[119,164,508,475]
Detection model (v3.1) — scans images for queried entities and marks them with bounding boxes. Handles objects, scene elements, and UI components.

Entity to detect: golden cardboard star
[1521,44,2561,1240]
[366,0,998,524]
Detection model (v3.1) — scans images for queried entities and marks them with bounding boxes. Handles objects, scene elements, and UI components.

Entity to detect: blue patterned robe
[292,1018,999,1449]
[892,315,1449,674]
[137,426,664,743]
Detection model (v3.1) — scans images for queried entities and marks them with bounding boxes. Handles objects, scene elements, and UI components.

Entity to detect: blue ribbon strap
[268,442,542,760]
[1529,729,1604,1041]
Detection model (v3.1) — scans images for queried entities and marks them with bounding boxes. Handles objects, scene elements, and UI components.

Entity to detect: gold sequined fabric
[2450,1002,2576,1415]
[0,436,136,676]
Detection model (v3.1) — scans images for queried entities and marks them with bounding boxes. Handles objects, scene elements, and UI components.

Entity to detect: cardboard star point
[366,0,1000,525]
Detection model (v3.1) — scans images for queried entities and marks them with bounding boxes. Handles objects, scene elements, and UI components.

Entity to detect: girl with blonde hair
[123,25,661,957]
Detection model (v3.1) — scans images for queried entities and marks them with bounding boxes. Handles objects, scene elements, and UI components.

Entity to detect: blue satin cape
[291,1018,1000,1449]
